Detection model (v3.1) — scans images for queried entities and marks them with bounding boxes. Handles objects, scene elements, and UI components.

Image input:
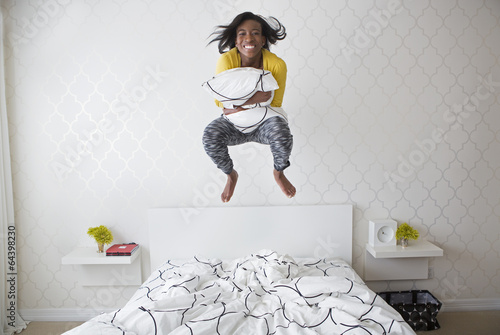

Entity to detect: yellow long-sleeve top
[214,47,287,108]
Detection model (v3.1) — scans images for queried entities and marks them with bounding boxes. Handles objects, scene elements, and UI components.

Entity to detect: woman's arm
[222,91,272,115]
[268,57,287,107]
[242,91,272,106]
[214,50,240,108]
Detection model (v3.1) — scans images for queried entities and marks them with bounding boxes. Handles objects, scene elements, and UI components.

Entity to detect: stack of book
[106,243,139,256]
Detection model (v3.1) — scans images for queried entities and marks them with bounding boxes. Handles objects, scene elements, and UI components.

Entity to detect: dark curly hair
[209,12,286,54]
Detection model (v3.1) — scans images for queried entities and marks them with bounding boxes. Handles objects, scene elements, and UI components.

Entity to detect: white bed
[64,205,416,335]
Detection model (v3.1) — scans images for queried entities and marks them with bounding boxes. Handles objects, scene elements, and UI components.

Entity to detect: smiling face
[235,19,266,66]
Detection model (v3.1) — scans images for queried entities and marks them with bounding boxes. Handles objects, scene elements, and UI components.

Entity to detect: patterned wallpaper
[1,0,499,312]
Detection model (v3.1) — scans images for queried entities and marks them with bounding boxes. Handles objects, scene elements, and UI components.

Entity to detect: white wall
[2,0,499,314]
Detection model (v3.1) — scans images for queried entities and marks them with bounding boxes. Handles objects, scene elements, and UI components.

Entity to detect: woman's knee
[265,118,292,146]
[203,118,230,145]
[256,115,284,134]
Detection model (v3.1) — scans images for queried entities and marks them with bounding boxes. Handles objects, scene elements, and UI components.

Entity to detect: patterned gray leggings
[202,116,293,175]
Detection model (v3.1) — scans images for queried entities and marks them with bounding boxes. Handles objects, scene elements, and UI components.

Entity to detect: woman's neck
[240,52,263,69]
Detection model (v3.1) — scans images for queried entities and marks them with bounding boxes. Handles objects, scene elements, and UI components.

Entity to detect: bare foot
[222,170,238,203]
[273,169,296,198]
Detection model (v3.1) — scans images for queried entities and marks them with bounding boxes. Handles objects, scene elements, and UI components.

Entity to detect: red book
[106,243,139,256]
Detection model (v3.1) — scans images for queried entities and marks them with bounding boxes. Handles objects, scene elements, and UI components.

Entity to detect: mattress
[63,250,415,334]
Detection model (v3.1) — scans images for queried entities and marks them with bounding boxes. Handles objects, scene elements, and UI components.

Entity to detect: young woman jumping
[203,12,296,202]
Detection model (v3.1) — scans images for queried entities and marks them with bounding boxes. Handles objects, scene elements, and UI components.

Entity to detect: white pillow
[202,67,279,108]
[224,106,287,133]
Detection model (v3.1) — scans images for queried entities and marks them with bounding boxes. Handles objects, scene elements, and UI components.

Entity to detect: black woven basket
[378,290,442,331]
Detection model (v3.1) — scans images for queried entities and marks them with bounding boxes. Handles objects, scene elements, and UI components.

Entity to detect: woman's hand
[223,106,245,115]
[245,91,272,105]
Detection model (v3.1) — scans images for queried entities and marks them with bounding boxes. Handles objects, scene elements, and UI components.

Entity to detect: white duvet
[64,251,415,334]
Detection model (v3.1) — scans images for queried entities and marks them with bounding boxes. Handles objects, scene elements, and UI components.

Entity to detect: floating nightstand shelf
[364,240,443,281]
[366,240,443,258]
[62,247,142,286]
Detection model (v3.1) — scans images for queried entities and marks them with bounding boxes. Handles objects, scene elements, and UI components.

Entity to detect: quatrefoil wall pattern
[1,0,499,311]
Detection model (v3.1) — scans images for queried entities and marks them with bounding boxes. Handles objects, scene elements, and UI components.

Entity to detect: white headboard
[148,205,352,272]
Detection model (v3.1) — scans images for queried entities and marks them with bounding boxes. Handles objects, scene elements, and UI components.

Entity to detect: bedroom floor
[18,311,500,335]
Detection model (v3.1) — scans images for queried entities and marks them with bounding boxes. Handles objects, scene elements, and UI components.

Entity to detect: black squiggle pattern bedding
[64,251,416,335]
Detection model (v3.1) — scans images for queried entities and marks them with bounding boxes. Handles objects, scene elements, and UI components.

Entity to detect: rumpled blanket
[64,250,415,335]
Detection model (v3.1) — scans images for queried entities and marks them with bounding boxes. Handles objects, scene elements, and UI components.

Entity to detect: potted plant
[87,225,113,253]
[396,223,419,248]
